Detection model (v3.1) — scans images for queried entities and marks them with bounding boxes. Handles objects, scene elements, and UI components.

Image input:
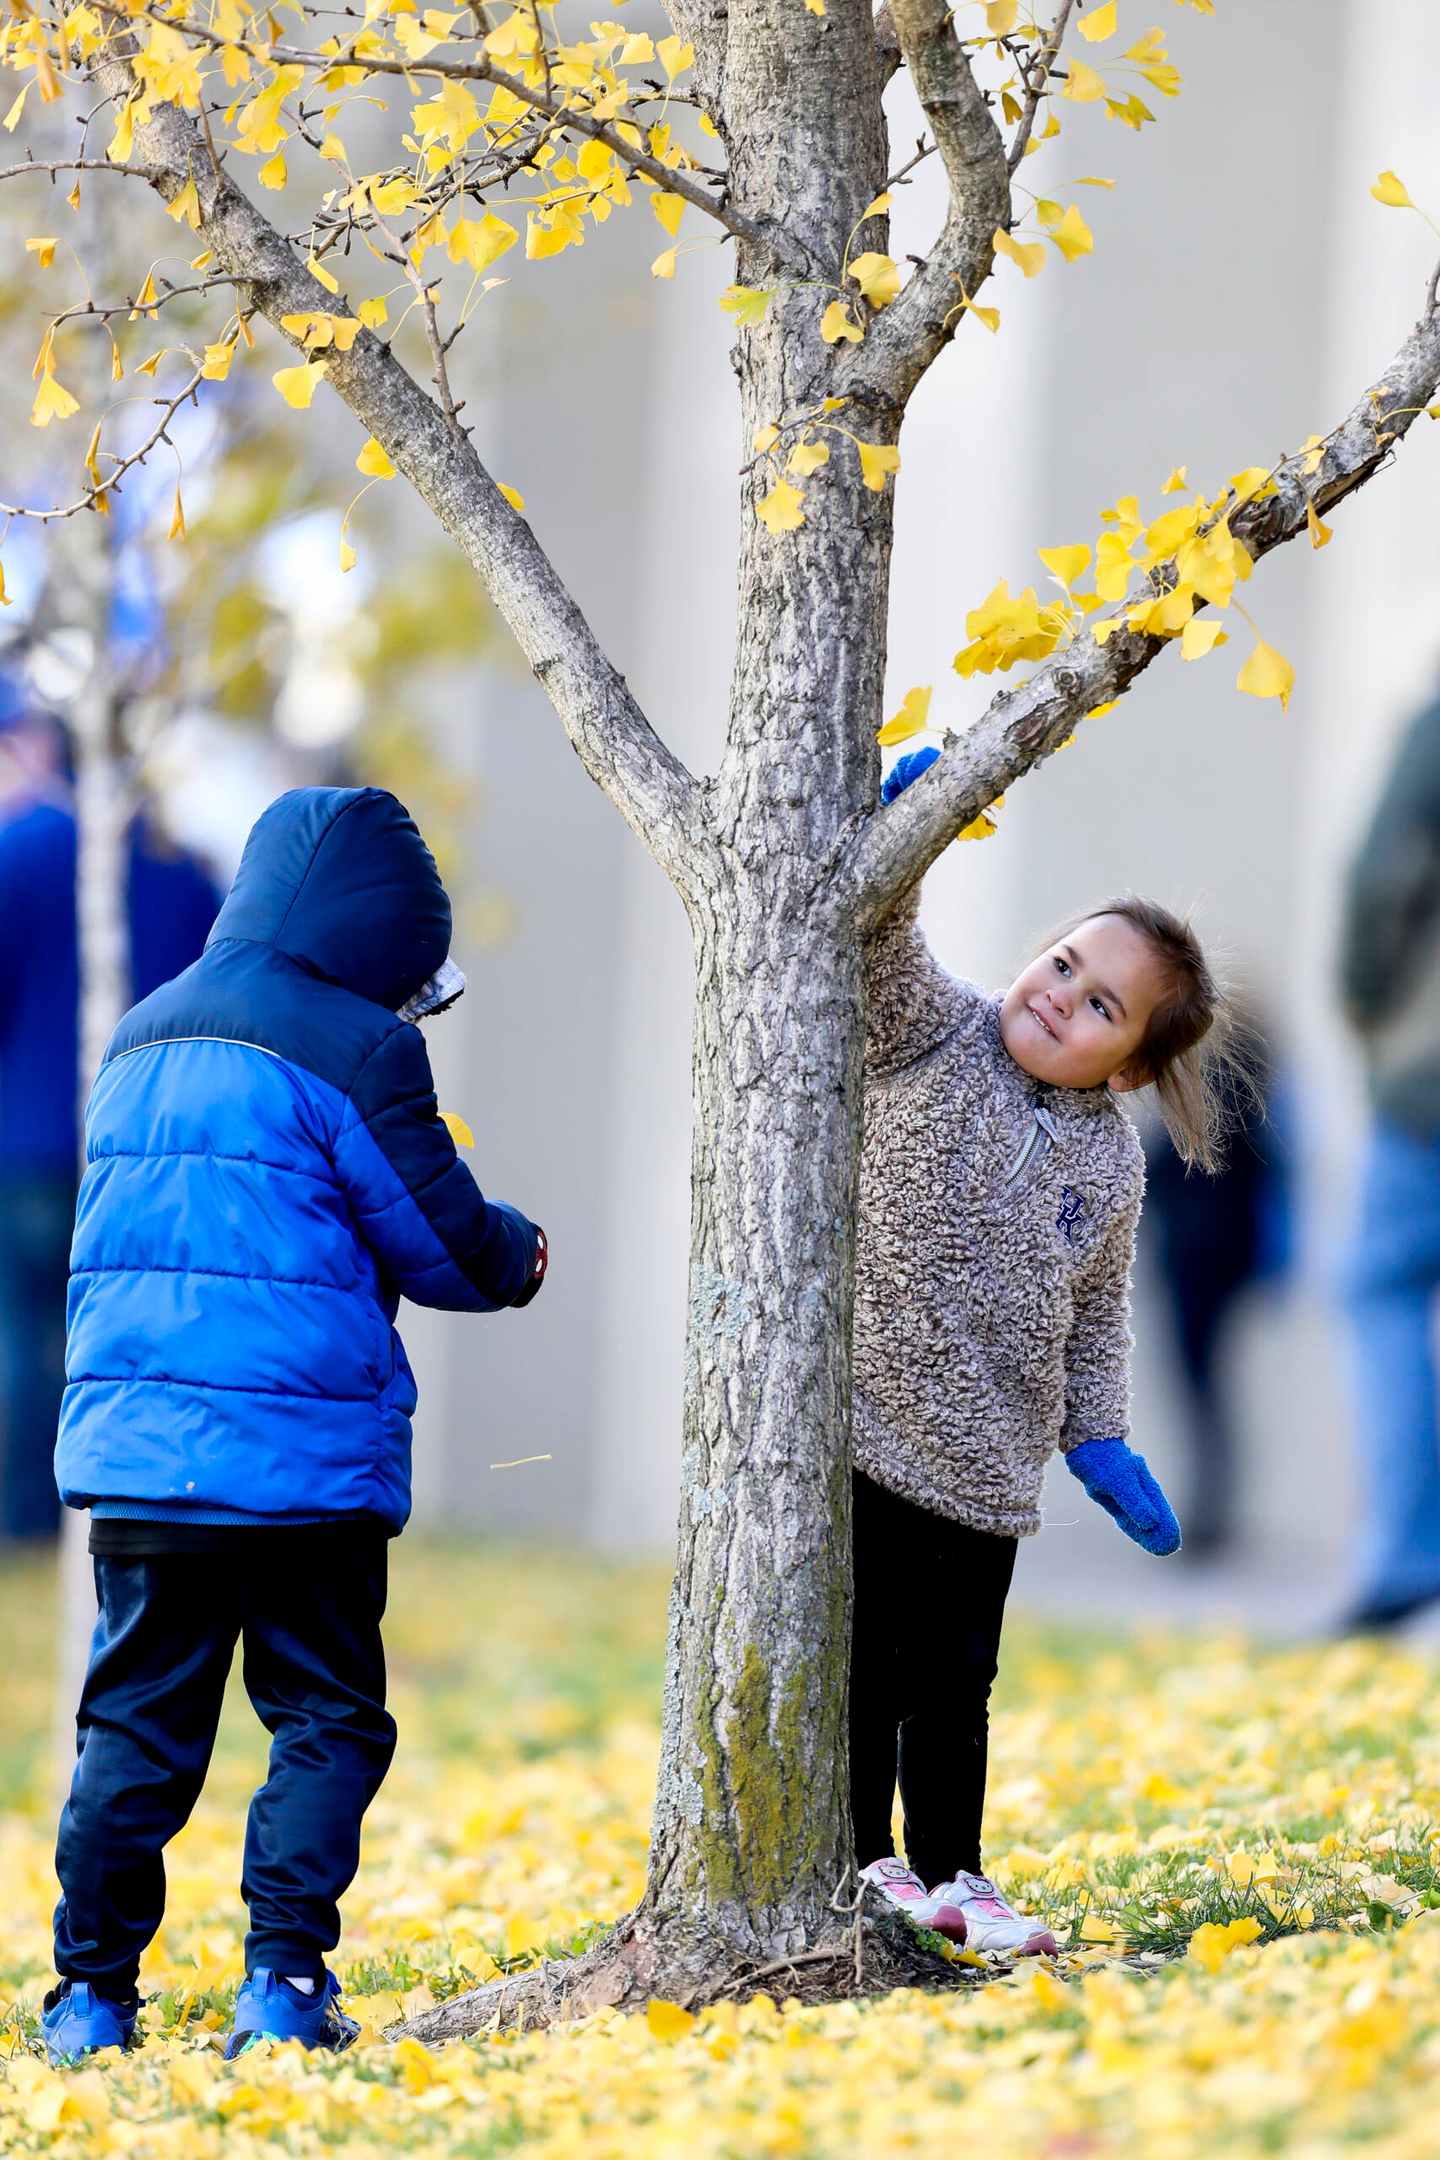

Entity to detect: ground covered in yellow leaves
[3,1539,1440,2156]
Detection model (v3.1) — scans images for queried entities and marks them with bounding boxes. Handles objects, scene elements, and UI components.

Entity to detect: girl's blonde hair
[1039,895,1243,1174]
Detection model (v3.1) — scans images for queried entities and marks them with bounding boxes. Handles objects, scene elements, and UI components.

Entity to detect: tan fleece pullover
[852,888,1145,1539]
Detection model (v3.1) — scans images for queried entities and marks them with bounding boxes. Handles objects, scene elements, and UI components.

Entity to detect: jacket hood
[208,787,451,1011]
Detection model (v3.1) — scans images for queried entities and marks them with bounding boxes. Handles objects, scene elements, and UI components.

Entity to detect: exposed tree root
[394,1896,982,2045]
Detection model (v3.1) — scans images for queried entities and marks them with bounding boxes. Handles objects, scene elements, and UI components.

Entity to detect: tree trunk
[646,883,865,1959]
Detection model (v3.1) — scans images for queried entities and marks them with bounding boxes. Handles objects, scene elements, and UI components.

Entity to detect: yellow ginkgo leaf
[1188,1917,1262,1974]
[753,423,780,452]
[135,350,164,378]
[1038,543,1091,590]
[167,179,202,228]
[953,286,1000,333]
[1048,204,1093,262]
[130,271,159,320]
[449,212,518,272]
[756,476,805,532]
[258,151,287,189]
[984,0,1017,28]
[359,296,388,328]
[1161,464,1189,493]
[497,483,525,511]
[191,249,214,269]
[1062,56,1106,100]
[30,365,79,427]
[1371,170,1412,209]
[4,86,28,133]
[804,0,825,17]
[1306,499,1332,548]
[339,538,357,573]
[201,341,235,379]
[1077,0,1116,39]
[656,34,693,74]
[107,95,135,163]
[787,437,830,476]
[857,441,900,491]
[848,251,901,306]
[308,253,340,294]
[719,285,773,326]
[993,226,1045,277]
[1094,530,1136,600]
[356,437,396,478]
[1236,627,1294,710]
[651,191,685,238]
[877,685,932,745]
[25,237,56,267]
[1180,616,1227,661]
[438,1110,474,1148]
[1032,1965,1070,2008]
[272,359,329,408]
[651,246,678,279]
[860,191,892,220]
[168,485,186,541]
[958,807,999,841]
[646,2000,695,2041]
[821,299,864,344]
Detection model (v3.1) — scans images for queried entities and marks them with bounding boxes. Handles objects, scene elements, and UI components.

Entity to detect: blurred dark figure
[1144,1046,1290,1558]
[0,696,221,1541]
[1337,688,1440,1629]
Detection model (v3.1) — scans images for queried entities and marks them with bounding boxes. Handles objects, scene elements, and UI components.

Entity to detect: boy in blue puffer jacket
[43,787,546,2065]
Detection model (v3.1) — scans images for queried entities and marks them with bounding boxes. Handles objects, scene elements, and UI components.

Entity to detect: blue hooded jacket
[55,787,539,1533]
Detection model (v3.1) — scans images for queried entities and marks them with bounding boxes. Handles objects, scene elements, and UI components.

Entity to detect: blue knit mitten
[881,747,940,803]
[1065,1439,1181,1556]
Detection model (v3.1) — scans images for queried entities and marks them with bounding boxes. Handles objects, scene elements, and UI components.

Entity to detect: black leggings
[849,1470,1017,1889]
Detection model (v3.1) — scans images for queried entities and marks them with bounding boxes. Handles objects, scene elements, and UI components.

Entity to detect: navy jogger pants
[53,1532,397,1995]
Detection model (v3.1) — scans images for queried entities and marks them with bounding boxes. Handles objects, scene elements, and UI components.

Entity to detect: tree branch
[855,0,1009,406]
[840,298,1440,931]
[873,1,902,91]
[87,69,707,887]
[132,9,812,278]
[1007,0,1075,173]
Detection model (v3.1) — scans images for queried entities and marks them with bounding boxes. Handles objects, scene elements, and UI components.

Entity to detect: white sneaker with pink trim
[858,1857,946,1929]
[926,1871,1057,1956]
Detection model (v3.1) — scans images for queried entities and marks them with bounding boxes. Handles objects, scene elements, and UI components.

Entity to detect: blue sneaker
[224,1968,359,2059]
[42,1981,139,2065]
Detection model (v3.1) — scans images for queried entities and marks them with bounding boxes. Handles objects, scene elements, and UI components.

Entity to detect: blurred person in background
[1338,685,1440,1630]
[1142,1024,1290,1559]
[0,682,221,1544]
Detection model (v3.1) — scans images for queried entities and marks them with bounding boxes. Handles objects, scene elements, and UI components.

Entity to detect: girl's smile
[1001,915,1167,1092]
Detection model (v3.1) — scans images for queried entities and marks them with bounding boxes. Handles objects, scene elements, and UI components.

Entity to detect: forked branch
[842,296,1440,929]
[859,0,1009,406]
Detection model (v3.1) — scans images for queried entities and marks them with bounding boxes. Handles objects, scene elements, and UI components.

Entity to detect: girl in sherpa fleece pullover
[852,748,1231,1959]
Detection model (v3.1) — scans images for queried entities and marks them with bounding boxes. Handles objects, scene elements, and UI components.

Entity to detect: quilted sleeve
[333,1021,539,1310]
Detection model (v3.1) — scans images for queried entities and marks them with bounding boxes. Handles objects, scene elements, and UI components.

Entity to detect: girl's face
[1000,915,1166,1092]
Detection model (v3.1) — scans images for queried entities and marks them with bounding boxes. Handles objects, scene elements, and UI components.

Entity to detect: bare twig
[363,204,465,439]
[0,365,205,522]
[1007,0,1077,173]
[0,156,152,184]
[886,134,935,189]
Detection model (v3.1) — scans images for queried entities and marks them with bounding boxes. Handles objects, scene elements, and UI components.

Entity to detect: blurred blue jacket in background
[0,775,221,1539]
